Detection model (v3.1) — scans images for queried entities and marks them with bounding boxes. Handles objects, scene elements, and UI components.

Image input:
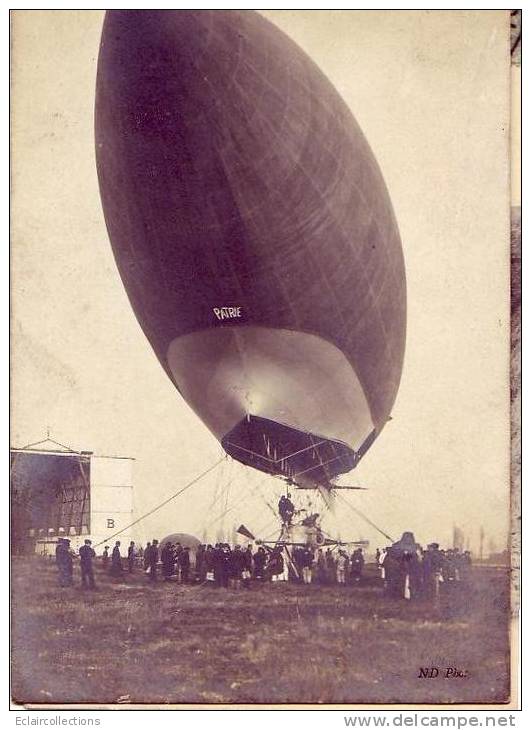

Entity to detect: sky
[11,10,512,554]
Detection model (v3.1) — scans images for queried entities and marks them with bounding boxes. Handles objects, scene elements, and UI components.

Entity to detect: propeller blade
[236,524,256,541]
[333,485,368,490]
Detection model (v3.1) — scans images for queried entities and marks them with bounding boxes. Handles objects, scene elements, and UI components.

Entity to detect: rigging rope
[195,451,227,536]
[209,456,225,512]
[203,478,241,531]
[254,514,281,539]
[335,491,395,543]
[260,524,284,541]
[203,468,273,534]
[250,475,278,520]
[93,456,224,548]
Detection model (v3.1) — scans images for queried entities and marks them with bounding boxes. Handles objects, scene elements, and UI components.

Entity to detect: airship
[95,10,406,490]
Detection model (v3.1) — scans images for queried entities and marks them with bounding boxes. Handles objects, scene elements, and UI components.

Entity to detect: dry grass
[11,557,510,706]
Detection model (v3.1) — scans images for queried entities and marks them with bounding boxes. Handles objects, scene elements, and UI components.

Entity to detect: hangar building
[10,438,135,555]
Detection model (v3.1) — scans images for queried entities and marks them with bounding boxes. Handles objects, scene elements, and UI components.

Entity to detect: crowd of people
[376,535,473,601]
[192,544,367,587]
[53,532,473,601]
[54,538,367,589]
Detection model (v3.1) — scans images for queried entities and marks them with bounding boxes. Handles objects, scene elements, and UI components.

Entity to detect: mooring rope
[335,491,395,543]
[92,457,224,548]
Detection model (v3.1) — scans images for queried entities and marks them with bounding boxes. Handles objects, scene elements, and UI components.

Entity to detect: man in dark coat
[161,542,175,580]
[243,544,254,586]
[300,546,314,584]
[422,543,445,600]
[110,541,123,576]
[350,548,365,583]
[229,545,246,589]
[220,544,231,588]
[56,538,73,587]
[291,546,304,581]
[204,544,215,584]
[127,541,136,573]
[278,494,295,524]
[55,538,64,572]
[63,540,74,586]
[143,542,151,571]
[253,547,267,580]
[147,539,159,581]
[196,544,206,583]
[79,539,96,589]
[268,547,285,581]
[316,549,327,584]
[385,532,422,598]
[101,545,109,570]
[399,550,421,599]
[212,544,223,587]
[179,547,191,583]
[382,548,400,597]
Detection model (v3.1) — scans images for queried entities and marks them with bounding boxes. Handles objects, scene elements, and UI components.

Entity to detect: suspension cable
[93,457,224,548]
[204,469,273,533]
[335,491,395,543]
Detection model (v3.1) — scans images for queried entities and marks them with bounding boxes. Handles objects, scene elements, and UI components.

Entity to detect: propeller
[236,524,256,541]
[236,525,281,553]
[331,485,368,490]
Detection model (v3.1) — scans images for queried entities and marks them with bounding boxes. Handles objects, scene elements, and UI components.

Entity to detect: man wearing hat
[79,539,97,589]
[55,538,66,586]
[422,543,444,600]
[278,493,295,524]
[55,538,74,587]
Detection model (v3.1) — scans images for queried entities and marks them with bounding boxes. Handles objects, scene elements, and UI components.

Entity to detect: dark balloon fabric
[95,10,406,482]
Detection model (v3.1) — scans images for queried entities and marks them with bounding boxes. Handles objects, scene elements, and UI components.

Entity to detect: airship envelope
[95,10,406,487]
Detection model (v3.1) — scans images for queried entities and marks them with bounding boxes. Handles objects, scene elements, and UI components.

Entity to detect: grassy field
[11,557,510,706]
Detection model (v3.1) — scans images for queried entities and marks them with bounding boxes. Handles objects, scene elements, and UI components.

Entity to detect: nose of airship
[100,10,221,64]
[96,10,265,171]
[97,10,246,110]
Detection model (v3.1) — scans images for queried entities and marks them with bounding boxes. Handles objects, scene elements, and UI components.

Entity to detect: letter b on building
[107,518,115,529]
